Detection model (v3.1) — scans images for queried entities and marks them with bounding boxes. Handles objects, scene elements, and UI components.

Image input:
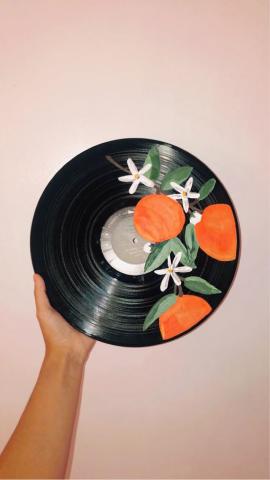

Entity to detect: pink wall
[0,0,268,478]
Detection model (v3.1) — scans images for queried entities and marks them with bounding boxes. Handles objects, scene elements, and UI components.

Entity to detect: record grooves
[30,138,240,347]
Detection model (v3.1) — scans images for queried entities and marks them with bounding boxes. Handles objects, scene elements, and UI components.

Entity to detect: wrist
[44,347,88,371]
[39,349,86,394]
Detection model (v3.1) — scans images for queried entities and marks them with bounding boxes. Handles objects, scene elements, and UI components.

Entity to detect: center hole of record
[100,207,148,275]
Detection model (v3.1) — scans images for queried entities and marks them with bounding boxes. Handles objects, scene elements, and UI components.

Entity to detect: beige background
[0,1,269,478]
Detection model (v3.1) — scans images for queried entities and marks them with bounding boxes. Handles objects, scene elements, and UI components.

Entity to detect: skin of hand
[0,273,96,479]
[33,273,96,365]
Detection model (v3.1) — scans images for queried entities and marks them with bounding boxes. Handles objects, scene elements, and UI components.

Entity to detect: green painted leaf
[144,240,172,273]
[185,224,199,260]
[144,235,198,274]
[185,224,193,251]
[170,236,187,255]
[185,253,197,269]
[183,276,221,294]
[199,178,216,201]
[161,166,193,191]
[190,246,199,263]
[143,146,160,181]
[170,237,195,267]
[143,294,178,331]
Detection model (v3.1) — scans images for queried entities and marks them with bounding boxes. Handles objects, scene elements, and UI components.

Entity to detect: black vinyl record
[30,138,240,347]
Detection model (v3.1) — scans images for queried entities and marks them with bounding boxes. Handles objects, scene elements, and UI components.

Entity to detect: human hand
[33,273,96,365]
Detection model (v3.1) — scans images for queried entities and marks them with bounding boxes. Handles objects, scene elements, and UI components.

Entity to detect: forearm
[0,350,85,479]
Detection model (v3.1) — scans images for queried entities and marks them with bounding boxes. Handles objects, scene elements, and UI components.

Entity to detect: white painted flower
[190,211,202,225]
[118,158,155,194]
[168,177,200,213]
[154,252,193,292]
[143,242,152,254]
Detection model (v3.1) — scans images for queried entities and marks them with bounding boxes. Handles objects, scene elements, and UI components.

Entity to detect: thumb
[33,273,52,314]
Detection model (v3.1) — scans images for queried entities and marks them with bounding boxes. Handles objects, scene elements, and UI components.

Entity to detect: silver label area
[100,207,149,275]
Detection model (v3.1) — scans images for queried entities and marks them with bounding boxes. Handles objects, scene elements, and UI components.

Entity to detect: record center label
[100,207,148,275]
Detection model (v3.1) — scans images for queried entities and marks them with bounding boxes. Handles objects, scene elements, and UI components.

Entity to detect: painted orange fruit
[133,193,185,242]
[195,204,237,261]
[159,294,212,340]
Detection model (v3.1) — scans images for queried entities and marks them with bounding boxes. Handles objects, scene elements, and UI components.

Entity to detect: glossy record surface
[30,138,240,347]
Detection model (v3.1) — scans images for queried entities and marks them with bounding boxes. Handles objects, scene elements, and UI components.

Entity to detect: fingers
[33,273,52,315]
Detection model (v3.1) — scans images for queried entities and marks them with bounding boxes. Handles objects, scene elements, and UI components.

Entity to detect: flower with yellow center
[118,158,155,194]
[154,252,193,292]
[168,177,200,213]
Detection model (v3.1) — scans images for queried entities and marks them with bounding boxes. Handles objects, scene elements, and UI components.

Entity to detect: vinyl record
[30,138,241,347]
